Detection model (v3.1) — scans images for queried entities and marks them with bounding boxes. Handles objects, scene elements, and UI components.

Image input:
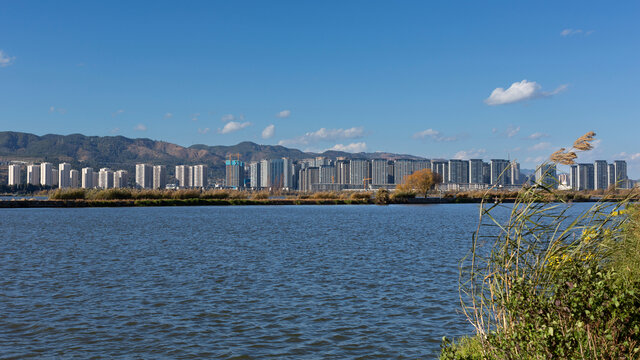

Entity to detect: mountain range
[0,131,424,179]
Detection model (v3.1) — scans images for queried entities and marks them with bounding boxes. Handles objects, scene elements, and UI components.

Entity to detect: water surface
[1,204,513,358]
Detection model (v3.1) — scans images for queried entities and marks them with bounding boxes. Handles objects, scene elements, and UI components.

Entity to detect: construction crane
[227,153,241,161]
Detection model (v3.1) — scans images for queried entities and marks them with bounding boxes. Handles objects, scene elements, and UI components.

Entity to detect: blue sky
[0,1,638,175]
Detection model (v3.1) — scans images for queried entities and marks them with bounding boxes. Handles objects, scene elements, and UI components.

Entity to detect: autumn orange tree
[397,168,442,197]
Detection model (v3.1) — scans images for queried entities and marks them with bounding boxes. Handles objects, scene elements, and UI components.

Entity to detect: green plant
[49,188,87,199]
[374,188,390,204]
[443,132,640,359]
[350,192,372,200]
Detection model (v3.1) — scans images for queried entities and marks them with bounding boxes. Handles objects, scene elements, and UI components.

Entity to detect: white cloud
[112,109,124,117]
[484,80,567,106]
[262,124,275,139]
[276,110,291,118]
[134,124,147,131]
[615,152,640,161]
[191,113,199,121]
[49,106,67,115]
[528,132,549,140]
[529,142,551,151]
[110,127,120,134]
[279,127,365,146]
[506,125,520,138]
[413,128,458,142]
[164,112,173,119]
[0,50,15,67]
[221,114,243,122]
[453,149,486,159]
[327,142,367,153]
[561,29,594,37]
[525,156,546,164]
[198,128,210,134]
[218,121,251,134]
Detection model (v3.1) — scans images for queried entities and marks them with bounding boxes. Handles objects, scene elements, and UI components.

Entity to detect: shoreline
[0,197,608,208]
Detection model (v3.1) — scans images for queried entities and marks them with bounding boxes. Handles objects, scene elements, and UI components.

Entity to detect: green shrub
[201,190,230,199]
[172,189,201,199]
[311,191,340,199]
[251,191,269,200]
[49,188,87,200]
[350,192,372,200]
[374,188,390,204]
[391,190,416,200]
[443,132,640,359]
[90,188,133,200]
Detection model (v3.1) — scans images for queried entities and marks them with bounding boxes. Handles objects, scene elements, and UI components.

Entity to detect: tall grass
[443,132,640,359]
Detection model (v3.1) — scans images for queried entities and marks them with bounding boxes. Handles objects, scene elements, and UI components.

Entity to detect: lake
[0,204,592,358]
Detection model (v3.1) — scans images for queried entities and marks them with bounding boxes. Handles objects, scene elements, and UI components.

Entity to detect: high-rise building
[335,158,350,185]
[92,172,99,188]
[482,162,491,184]
[431,160,449,183]
[414,160,431,173]
[319,165,336,184]
[448,159,469,184]
[40,162,53,186]
[349,159,371,186]
[258,159,284,189]
[114,170,128,188]
[69,169,80,188]
[614,160,628,188]
[175,165,192,188]
[608,164,616,189]
[58,162,72,189]
[371,159,389,185]
[299,166,319,192]
[153,165,167,189]
[27,164,40,185]
[282,158,294,189]
[135,164,153,189]
[259,159,269,188]
[571,164,594,190]
[192,165,207,188]
[225,160,245,189]
[536,164,558,189]
[594,160,609,190]
[99,168,114,189]
[468,159,485,184]
[393,159,414,185]
[8,164,22,186]
[490,159,510,186]
[82,168,94,189]
[315,157,330,167]
[249,162,261,189]
[510,161,521,186]
[52,169,58,186]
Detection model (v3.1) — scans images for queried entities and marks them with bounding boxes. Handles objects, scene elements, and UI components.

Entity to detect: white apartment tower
[27,164,40,185]
[81,168,94,189]
[175,165,192,188]
[99,168,114,189]
[153,165,167,189]
[40,162,53,186]
[8,164,22,186]
[114,170,128,188]
[58,162,72,188]
[135,164,153,189]
[192,165,207,188]
[69,169,80,188]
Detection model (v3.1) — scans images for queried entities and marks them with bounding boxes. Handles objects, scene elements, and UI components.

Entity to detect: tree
[397,168,442,197]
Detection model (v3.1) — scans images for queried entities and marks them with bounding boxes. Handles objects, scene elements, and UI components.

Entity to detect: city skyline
[0,2,638,176]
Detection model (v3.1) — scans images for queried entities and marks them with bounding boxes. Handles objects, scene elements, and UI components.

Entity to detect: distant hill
[0,131,424,180]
